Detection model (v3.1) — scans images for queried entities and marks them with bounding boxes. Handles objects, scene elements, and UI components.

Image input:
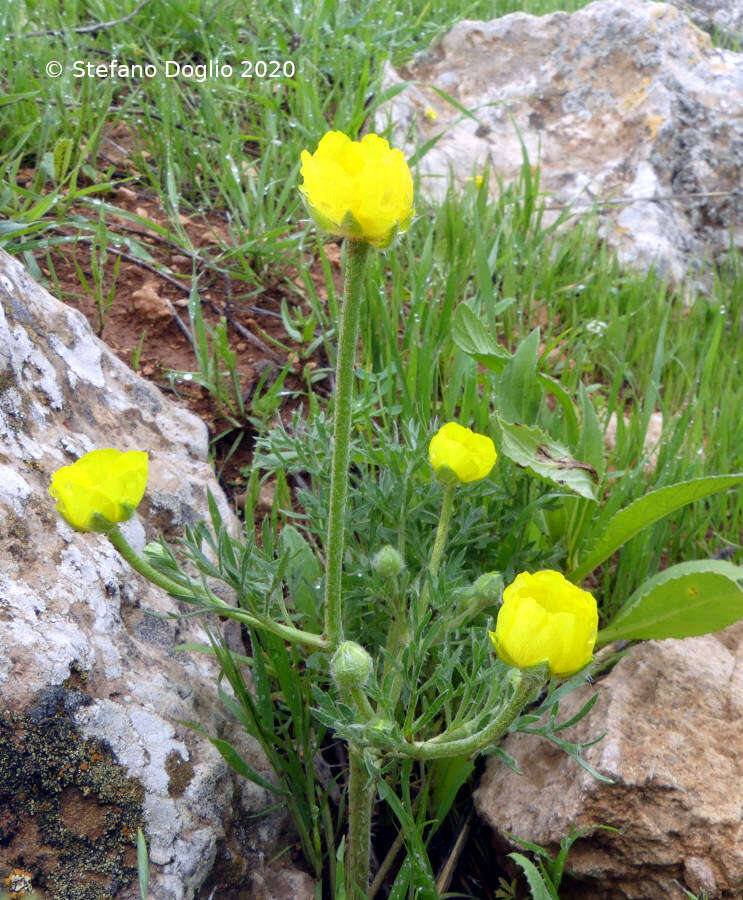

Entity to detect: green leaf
[576,383,605,481]
[52,137,73,184]
[279,524,322,626]
[137,828,149,900]
[570,474,743,582]
[451,304,509,371]
[508,853,559,900]
[179,719,285,795]
[495,416,598,499]
[453,305,579,438]
[539,371,580,446]
[430,755,475,836]
[497,329,542,426]
[597,560,743,644]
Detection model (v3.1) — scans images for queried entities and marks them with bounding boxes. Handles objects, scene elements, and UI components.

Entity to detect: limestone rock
[675,0,743,43]
[377,0,743,283]
[474,624,743,899]
[0,249,309,899]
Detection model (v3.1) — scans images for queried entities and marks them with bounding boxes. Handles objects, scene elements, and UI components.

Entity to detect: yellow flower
[489,570,598,678]
[424,106,438,121]
[299,130,414,248]
[428,422,497,484]
[50,448,148,532]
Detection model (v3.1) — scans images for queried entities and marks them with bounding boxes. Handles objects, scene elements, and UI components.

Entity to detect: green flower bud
[472,571,503,604]
[331,641,373,691]
[372,545,404,578]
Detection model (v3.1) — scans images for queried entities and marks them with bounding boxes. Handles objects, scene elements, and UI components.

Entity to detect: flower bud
[331,641,373,691]
[372,545,404,579]
[429,422,497,484]
[472,571,503,604]
[49,448,148,532]
[489,570,598,678]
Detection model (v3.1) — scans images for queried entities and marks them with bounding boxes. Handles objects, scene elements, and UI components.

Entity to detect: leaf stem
[105,525,329,651]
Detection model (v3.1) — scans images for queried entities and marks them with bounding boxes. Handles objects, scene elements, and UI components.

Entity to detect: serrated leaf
[597,560,743,644]
[53,137,73,183]
[508,853,559,900]
[498,329,542,425]
[495,416,598,499]
[571,474,743,582]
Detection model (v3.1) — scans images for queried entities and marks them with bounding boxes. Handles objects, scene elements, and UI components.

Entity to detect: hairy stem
[324,239,371,650]
[374,668,547,760]
[417,481,456,620]
[346,748,375,898]
[106,526,328,650]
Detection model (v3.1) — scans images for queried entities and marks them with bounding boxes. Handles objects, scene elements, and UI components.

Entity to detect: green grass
[3,1,743,896]
[2,0,741,612]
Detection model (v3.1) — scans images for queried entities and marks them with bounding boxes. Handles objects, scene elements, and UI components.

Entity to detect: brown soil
[15,157,342,509]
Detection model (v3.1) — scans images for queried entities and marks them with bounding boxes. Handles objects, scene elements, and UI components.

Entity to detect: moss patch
[0,683,145,899]
[164,750,194,798]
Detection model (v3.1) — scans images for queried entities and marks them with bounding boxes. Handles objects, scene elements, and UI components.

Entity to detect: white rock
[0,249,308,898]
[377,0,743,283]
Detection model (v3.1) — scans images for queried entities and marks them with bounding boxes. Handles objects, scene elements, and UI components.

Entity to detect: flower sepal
[87,509,130,534]
[431,463,460,487]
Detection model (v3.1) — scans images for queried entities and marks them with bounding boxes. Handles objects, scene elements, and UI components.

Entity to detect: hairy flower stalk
[49,449,329,652]
[300,129,414,895]
[323,239,371,649]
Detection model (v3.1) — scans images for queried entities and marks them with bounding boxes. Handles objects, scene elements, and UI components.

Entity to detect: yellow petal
[299,130,414,246]
[428,422,497,483]
[49,448,149,532]
[493,570,598,677]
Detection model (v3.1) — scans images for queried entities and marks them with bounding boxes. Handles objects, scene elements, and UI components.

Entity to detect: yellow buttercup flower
[50,448,148,532]
[489,570,598,678]
[299,130,414,248]
[428,422,497,484]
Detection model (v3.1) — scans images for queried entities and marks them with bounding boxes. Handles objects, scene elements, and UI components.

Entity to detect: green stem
[338,673,377,897]
[374,668,546,761]
[417,481,456,620]
[105,526,329,651]
[385,482,457,715]
[346,747,375,898]
[324,239,370,650]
